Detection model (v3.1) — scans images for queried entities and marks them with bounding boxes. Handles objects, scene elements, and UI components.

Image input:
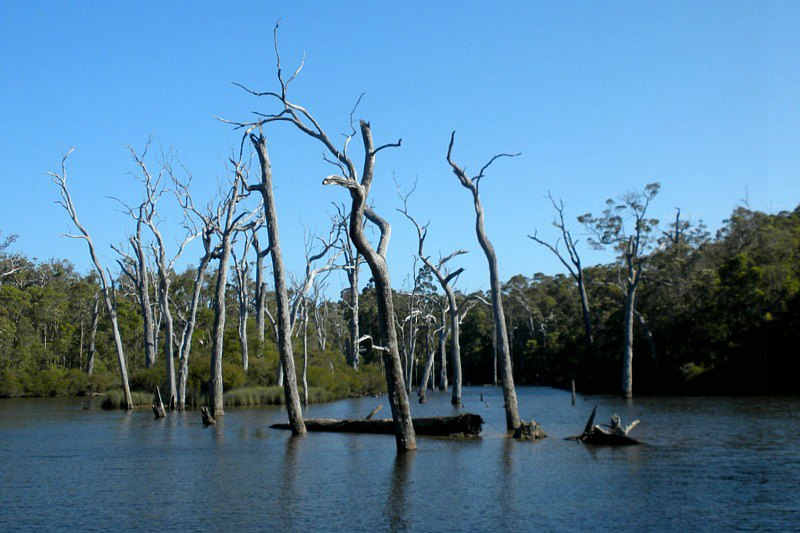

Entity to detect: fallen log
[271,413,483,437]
[567,406,641,445]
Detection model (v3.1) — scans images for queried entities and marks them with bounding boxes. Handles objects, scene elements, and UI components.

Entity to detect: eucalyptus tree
[226,24,416,451]
[579,182,660,398]
[51,149,133,408]
[529,194,594,348]
[398,193,468,406]
[447,132,521,431]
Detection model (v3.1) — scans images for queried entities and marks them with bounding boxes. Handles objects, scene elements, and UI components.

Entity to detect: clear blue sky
[1,1,798,296]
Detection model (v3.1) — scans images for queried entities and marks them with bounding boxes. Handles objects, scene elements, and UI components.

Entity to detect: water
[1,387,798,532]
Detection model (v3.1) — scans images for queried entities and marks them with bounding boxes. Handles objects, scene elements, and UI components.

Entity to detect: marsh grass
[223,386,333,407]
[100,390,153,409]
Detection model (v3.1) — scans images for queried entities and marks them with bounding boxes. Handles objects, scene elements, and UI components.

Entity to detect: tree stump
[567,406,641,445]
[513,420,546,441]
[200,406,216,426]
[152,386,166,419]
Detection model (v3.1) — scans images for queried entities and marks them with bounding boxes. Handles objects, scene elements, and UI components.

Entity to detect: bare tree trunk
[160,283,177,409]
[250,132,305,435]
[87,292,100,376]
[302,301,309,408]
[438,314,448,391]
[578,278,594,346]
[448,133,521,430]
[492,317,498,386]
[209,241,232,417]
[176,255,209,410]
[349,268,360,369]
[135,232,157,369]
[52,152,133,408]
[622,287,636,399]
[239,299,249,372]
[207,160,254,417]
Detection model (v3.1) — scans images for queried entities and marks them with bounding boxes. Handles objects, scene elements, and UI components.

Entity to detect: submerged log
[568,406,641,445]
[271,413,483,437]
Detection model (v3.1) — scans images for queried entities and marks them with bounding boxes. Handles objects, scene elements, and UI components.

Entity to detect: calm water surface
[1,387,798,532]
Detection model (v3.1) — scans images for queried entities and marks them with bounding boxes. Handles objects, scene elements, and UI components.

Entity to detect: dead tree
[398,195,467,406]
[334,203,365,370]
[310,280,330,352]
[250,230,271,361]
[86,290,101,376]
[236,131,305,434]
[447,132,521,431]
[128,151,199,409]
[207,157,257,417]
[173,177,216,410]
[290,227,342,411]
[51,149,134,408]
[529,193,594,347]
[225,24,416,451]
[231,222,261,373]
[416,309,442,404]
[110,146,160,369]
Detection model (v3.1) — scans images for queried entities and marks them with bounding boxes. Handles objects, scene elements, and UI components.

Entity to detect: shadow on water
[386,452,415,532]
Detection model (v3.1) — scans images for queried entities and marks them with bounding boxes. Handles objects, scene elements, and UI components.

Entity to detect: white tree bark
[51,150,133,408]
[447,132,521,431]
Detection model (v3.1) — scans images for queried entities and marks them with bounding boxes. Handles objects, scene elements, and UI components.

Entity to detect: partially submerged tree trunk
[271,413,483,437]
[208,159,255,417]
[249,132,305,435]
[447,132,521,431]
[152,386,166,419]
[51,150,133,409]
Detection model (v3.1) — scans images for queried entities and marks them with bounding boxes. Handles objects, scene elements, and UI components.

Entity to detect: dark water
[1,387,798,532]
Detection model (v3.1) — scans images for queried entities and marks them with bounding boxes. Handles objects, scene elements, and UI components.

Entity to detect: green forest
[2,199,798,403]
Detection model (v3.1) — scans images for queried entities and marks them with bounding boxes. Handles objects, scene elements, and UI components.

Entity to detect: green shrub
[129,366,163,392]
[0,368,24,397]
[88,372,116,393]
[222,361,247,390]
[244,357,276,387]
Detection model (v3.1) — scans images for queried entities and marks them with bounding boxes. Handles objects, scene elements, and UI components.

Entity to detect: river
[1,386,798,531]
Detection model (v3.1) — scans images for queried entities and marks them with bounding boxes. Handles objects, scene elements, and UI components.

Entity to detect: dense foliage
[1,203,798,400]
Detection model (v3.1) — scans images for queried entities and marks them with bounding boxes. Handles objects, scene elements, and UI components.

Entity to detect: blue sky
[1,1,798,296]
